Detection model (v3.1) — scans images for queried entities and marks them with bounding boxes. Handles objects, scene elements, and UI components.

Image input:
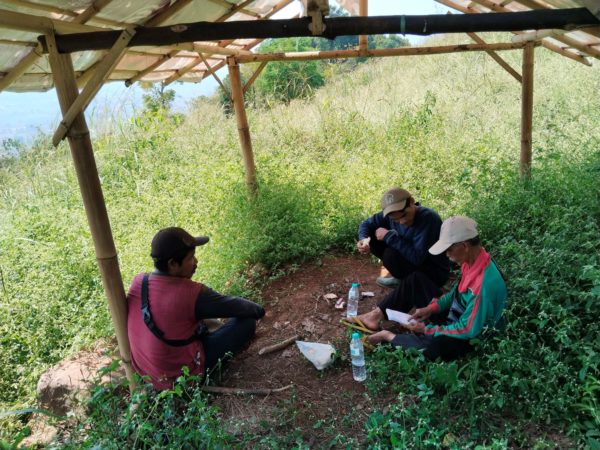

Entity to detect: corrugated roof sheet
[0,0,598,92]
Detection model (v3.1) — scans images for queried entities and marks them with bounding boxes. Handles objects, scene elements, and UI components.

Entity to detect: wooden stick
[198,52,230,101]
[258,335,300,355]
[46,31,135,391]
[520,42,535,178]
[201,384,294,395]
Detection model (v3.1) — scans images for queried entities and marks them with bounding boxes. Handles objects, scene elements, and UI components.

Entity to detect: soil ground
[209,254,394,446]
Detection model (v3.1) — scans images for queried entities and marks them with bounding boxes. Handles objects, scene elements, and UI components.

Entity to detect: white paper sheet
[386,309,416,326]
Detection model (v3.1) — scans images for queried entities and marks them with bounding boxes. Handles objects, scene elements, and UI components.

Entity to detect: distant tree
[140,82,176,114]
[217,4,410,107]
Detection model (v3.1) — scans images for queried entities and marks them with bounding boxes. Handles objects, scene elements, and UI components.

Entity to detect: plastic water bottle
[346,283,360,318]
[350,332,367,382]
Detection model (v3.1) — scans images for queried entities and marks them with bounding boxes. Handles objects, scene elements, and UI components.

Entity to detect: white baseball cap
[429,216,479,255]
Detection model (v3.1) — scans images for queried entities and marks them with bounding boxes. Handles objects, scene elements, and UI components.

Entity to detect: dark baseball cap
[151,227,209,261]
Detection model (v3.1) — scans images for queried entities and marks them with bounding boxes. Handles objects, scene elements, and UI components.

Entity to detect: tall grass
[1,32,599,446]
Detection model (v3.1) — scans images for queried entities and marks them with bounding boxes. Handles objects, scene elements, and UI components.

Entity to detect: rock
[323,293,338,300]
[36,345,124,417]
[361,291,375,298]
[19,415,58,448]
[301,318,317,334]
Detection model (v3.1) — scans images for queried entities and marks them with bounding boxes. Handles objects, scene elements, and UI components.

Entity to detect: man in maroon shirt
[127,227,265,389]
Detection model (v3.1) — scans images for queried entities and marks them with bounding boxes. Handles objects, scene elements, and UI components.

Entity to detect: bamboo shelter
[1,0,599,386]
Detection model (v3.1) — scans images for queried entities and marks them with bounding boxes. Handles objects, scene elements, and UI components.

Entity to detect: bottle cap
[352,332,360,339]
[352,283,358,287]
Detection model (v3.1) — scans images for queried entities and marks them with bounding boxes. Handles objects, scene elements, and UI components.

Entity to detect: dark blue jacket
[358,206,449,283]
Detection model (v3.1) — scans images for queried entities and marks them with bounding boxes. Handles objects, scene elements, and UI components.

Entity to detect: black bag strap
[141,274,201,347]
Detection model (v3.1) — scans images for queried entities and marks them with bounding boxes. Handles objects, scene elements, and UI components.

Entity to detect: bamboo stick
[52,27,136,146]
[198,52,230,101]
[0,8,105,34]
[0,0,113,92]
[227,56,258,195]
[438,0,595,65]
[45,32,134,389]
[200,384,293,395]
[236,42,536,63]
[243,61,268,94]
[520,42,535,177]
[359,0,368,53]
[258,335,300,355]
[467,32,522,82]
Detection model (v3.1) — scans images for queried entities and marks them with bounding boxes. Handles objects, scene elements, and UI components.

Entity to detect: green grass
[1,32,599,447]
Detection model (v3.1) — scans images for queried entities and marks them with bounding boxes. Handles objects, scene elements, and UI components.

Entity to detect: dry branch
[258,335,300,356]
[201,384,294,395]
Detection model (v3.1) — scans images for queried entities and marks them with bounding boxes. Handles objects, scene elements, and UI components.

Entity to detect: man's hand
[375,227,389,241]
[356,238,371,254]
[411,305,435,322]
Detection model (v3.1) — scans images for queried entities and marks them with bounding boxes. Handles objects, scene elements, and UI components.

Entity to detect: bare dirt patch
[209,254,393,445]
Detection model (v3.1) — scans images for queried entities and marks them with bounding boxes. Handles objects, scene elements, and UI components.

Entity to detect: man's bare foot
[350,307,384,331]
[367,330,396,345]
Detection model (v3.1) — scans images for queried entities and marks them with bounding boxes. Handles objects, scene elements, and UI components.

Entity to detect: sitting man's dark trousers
[385,310,474,362]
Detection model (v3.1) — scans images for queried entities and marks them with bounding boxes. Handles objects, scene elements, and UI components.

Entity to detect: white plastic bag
[295,341,335,370]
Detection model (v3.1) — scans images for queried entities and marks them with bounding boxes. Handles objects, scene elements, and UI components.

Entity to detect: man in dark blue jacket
[355,188,450,330]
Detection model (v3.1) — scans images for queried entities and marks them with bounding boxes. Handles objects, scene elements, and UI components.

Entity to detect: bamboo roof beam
[236,41,538,63]
[39,8,600,53]
[206,0,260,18]
[125,50,180,86]
[122,0,259,86]
[470,0,600,58]
[512,29,600,59]
[437,0,594,65]
[243,61,267,94]
[0,8,105,34]
[0,1,113,92]
[468,32,522,82]
[1,0,122,29]
[53,27,136,146]
[0,39,36,47]
[145,0,194,28]
[156,0,289,85]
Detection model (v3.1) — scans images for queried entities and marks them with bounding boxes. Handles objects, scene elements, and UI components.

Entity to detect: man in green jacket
[366,216,507,361]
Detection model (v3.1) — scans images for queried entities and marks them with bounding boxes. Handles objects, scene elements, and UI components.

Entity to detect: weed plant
[0,33,599,447]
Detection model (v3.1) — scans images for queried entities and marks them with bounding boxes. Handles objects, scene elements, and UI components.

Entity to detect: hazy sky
[0,0,451,143]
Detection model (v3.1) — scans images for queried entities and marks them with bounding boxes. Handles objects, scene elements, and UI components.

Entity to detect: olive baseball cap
[381,187,412,217]
[429,216,478,255]
[151,227,209,261]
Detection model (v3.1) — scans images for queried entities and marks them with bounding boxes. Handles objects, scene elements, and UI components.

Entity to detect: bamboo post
[520,41,535,177]
[45,32,134,388]
[359,0,368,54]
[227,56,258,195]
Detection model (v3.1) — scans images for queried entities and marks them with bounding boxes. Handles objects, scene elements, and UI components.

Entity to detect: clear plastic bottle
[346,282,360,318]
[350,332,367,382]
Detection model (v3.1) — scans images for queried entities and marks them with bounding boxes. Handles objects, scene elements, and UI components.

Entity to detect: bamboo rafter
[243,61,267,93]
[0,1,115,92]
[0,0,123,28]
[124,0,266,86]
[469,0,600,59]
[437,0,593,65]
[162,0,292,85]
